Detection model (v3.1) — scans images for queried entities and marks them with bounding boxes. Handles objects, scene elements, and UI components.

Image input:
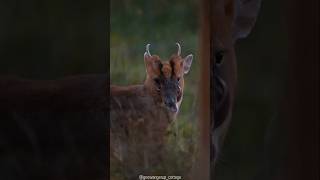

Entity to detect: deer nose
[164,98,177,113]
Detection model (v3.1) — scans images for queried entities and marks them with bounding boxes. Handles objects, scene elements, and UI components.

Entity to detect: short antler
[176,42,181,56]
[146,44,151,56]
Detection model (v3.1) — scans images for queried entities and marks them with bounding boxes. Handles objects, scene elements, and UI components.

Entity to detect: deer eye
[215,50,225,65]
[154,78,160,85]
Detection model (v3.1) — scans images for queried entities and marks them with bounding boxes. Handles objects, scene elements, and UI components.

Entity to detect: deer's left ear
[183,54,193,74]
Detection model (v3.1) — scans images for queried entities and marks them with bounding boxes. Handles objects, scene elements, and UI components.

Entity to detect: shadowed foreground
[0,75,107,180]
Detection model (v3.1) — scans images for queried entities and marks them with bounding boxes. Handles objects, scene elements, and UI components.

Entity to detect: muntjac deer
[110,43,193,178]
[210,0,261,168]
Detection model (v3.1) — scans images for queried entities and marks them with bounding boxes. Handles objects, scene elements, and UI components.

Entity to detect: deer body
[110,43,193,178]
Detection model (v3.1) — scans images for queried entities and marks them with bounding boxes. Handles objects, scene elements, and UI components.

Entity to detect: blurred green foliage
[110,0,199,178]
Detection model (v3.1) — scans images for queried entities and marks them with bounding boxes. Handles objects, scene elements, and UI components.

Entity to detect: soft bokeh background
[110,0,200,177]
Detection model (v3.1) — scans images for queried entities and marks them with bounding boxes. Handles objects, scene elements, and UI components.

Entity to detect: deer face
[144,43,193,114]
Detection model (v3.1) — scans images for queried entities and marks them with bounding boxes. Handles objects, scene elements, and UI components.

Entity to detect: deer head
[143,43,193,114]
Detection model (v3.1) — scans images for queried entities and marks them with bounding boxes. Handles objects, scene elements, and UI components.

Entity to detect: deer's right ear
[144,53,159,74]
[144,52,152,73]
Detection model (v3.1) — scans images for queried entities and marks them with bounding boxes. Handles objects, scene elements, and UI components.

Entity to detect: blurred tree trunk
[192,0,210,180]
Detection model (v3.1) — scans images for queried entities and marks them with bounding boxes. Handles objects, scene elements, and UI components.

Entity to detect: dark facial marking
[153,60,182,112]
[170,60,175,78]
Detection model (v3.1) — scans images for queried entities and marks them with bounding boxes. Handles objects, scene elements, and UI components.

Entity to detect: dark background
[0,0,108,179]
[214,0,289,179]
[214,0,319,179]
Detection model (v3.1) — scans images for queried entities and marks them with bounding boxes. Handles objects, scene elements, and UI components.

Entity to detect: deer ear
[144,53,160,74]
[233,0,262,41]
[144,52,153,74]
[183,54,193,74]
